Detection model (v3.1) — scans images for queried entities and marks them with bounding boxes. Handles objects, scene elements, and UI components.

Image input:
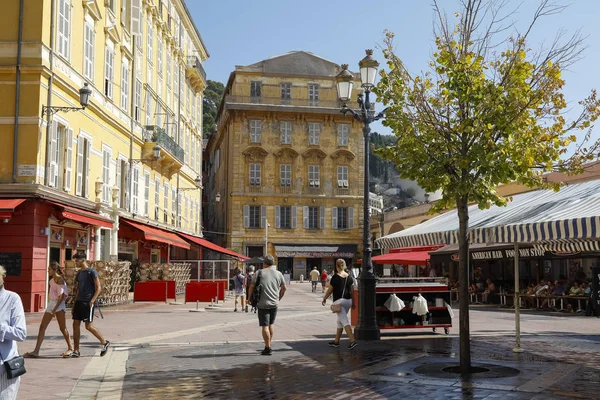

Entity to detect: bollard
[189,300,204,313]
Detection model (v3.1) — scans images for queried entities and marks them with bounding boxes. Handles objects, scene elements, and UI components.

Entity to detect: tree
[375,0,600,372]
[203,80,225,138]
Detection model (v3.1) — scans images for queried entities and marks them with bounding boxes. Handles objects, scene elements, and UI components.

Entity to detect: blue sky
[187,0,599,138]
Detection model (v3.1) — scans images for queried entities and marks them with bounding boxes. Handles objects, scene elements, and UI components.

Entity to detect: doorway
[49,247,61,264]
[278,257,293,274]
[306,258,322,277]
[247,246,263,259]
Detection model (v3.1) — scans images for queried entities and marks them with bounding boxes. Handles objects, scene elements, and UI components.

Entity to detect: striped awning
[533,239,600,253]
[377,180,600,250]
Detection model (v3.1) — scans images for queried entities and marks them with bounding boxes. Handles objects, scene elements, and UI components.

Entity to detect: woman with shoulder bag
[322,259,357,350]
[0,265,27,400]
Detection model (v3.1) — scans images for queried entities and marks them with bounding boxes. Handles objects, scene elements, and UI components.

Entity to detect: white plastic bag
[444,301,455,318]
[384,293,405,312]
[412,293,429,316]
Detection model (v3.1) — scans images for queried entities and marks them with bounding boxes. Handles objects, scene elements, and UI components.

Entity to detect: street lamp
[130,145,162,164]
[178,176,203,191]
[42,83,92,117]
[336,49,387,341]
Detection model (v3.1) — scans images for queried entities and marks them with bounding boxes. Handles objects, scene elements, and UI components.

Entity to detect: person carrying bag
[322,259,357,350]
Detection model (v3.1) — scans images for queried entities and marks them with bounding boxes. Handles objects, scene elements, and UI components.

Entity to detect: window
[337,124,349,146]
[338,207,348,229]
[308,207,319,229]
[147,21,153,62]
[280,121,292,144]
[102,148,111,203]
[248,205,260,228]
[163,182,169,223]
[333,207,354,229]
[104,43,115,98]
[83,22,94,80]
[134,80,142,122]
[280,206,292,229]
[280,164,291,187]
[308,165,320,187]
[107,0,116,12]
[308,123,320,145]
[337,166,349,187]
[122,0,130,31]
[76,135,91,197]
[280,82,291,104]
[145,91,153,125]
[57,0,70,58]
[166,53,172,87]
[144,172,150,216]
[171,188,176,224]
[132,168,139,213]
[116,159,129,209]
[155,178,160,220]
[121,59,130,110]
[157,40,163,76]
[250,81,261,100]
[250,120,262,143]
[308,84,319,106]
[250,163,261,186]
[48,123,62,188]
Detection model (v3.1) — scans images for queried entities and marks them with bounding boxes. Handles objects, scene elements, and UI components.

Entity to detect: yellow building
[205,52,364,278]
[0,0,207,311]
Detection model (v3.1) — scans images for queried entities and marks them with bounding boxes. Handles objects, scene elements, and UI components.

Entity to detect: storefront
[274,244,357,280]
[0,198,113,312]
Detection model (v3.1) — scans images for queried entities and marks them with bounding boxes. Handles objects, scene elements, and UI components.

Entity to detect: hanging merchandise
[384,293,405,312]
[444,301,455,318]
[412,293,429,316]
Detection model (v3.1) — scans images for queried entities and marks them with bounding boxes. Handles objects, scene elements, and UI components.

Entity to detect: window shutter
[332,207,338,229]
[124,162,130,207]
[260,205,267,228]
[303,206,308,228]
[291,206,297,228]
[84,140,91,197]
[116,159,122,206]
[49,121,59,187]
[320,206,325,229]
[274,206,280,228]
[131,0,141,36]
[349,207,355,229]
[243,205,249,228]
[75,136,84,196]
[64,128,73,191]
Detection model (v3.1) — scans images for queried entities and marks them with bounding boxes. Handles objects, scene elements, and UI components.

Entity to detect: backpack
[250,270,262,307]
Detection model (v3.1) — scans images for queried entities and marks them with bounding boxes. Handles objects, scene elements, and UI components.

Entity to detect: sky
[187,0,600,140]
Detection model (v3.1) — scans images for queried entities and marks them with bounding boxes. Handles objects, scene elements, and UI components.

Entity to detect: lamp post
[42,83,92,117]
[336,50,387,341]
[130,145,162,164]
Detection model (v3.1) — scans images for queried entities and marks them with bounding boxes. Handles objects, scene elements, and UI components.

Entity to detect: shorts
[45,299,66,313]
[311,281,318,288]
[72,300,94,322]
[257,307,278,327]
[335,298,353,329]
[234,289,245,297]
[321,280,327,287]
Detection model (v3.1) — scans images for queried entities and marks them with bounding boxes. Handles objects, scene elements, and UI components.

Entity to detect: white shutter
[243,205,249,228]
[116,160,122,207]
[291,206,297,228]
[303,206,308,229]
[124,162,130,207]
[63,128,73,191]
[84,140,91,197]
[75,136,84,195]
[349,207,355,229]
[274,206,280,228]
[49,121,59,187]
[131,0,141,36]
[260,205,267,228]
[320,206,325,229]
[132,167,139,213]
[332,207,338,229]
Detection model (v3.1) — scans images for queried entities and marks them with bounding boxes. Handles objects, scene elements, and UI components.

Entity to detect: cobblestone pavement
[17,284,600,399]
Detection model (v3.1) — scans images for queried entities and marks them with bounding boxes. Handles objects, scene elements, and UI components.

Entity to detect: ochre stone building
[205,51,364,278]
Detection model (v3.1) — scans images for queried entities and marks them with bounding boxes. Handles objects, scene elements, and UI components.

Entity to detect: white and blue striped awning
[377,180,600,251]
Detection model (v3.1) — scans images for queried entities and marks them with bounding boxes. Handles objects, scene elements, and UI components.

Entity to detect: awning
[274,244,357,258]
[0,199,27,219]
[121,219,190,249]
[47,201,113,229]
[179,233,249,260]
[372,245,444,265]
[376,180,600,249]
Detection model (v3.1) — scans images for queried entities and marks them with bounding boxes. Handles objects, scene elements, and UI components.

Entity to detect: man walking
[310,267,320,293]
[248,255,286,355]
[71,252,110,358]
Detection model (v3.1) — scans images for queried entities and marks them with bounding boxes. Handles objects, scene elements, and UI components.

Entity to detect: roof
[238,51,344,77]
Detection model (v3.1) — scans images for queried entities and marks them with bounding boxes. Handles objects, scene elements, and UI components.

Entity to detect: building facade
[205,51,364,279]
[0,0,207,310]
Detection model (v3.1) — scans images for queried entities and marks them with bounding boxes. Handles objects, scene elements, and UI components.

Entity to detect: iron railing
[186,56,206,82]
[148,127,184,162]
[226,95,364,110]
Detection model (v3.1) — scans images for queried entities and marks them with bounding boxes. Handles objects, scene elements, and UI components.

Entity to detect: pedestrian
[24,261,74,358]
[71,252,110,358]
[309,266,320,293]
[321,269,328,293]
[247,255,286,355]
[322,259,357,350]
[233,267,246,312]
[245,265,256,313]
[0,265,27,400]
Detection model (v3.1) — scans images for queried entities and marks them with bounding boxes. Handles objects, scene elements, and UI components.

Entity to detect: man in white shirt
[309,267,320,293]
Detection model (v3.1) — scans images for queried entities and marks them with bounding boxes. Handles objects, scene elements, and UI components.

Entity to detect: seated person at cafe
[482,279,496,303]
[582,281,591,296]
[538,281,554,310]
[522,282,537,308]
[567,281,585,312]
[552,280,565,296]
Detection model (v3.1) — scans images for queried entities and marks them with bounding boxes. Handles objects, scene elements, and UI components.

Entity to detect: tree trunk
[457,195,471,372]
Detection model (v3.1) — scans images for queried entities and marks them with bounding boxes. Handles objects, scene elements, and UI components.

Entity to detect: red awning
[371,245,444,265]
[0,199,27,219]
[179,233,249,261]
[46,201,113,228]
[121,219,190,249]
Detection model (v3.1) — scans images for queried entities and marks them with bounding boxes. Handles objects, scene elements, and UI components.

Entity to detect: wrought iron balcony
[186,56,207,93]
[149,127,184,162]
[225,95,368,111]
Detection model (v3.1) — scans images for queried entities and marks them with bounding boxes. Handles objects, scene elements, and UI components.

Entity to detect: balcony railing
[187,56,206,82]
[226,95,363,110]
[148,127,184,162]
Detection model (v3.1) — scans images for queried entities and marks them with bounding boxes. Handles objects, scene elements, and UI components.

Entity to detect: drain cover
[414,362,520,379]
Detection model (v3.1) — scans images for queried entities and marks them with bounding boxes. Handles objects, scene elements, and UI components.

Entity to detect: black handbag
[250,270,262,307]
[1,351,26,379]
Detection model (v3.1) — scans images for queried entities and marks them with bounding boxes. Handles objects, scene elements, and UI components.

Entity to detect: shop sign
[472,250,504,260]
[276,251,355,258]
[505,247,545,258]
[451,247,545,261]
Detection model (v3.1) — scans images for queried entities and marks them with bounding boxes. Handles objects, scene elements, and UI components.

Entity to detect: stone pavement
[16,282,600,399]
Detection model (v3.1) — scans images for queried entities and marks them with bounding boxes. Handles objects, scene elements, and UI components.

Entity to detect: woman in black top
[322,259,357,349]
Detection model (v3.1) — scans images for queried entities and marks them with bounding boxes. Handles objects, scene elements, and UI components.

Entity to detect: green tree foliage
[374,0,600,371]
[370,133,397,182]
[203,80,225,138]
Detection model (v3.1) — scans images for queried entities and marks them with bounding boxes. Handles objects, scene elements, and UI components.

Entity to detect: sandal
[23,352,39,358]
